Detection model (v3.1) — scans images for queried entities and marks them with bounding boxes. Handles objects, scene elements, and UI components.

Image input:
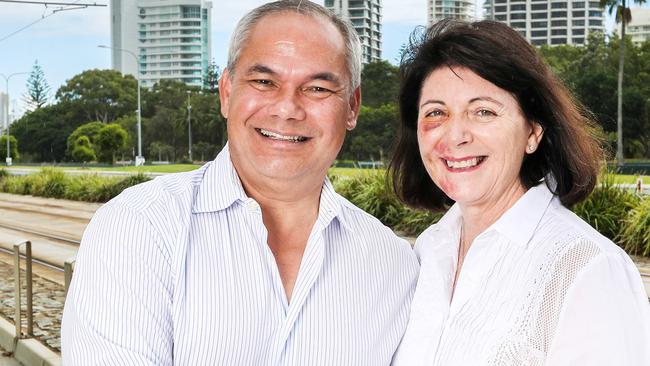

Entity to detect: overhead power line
[0,0,106,43]
[0,0,105,6]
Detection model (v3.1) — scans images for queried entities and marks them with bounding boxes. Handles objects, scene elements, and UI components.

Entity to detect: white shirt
[393,183,650,366]
[62,145,419,365]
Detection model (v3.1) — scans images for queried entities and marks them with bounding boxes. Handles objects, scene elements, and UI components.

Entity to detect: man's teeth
[258,128,307,142]
[446,157,482,169]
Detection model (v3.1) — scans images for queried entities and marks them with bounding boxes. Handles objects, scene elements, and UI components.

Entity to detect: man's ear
[346,87,361,131]
[219,68,232,119]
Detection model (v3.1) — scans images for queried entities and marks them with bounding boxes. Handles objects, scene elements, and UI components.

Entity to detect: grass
[9,164,199,174]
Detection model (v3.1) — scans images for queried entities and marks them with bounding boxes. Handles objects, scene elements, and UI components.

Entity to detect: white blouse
[393,183,650,366]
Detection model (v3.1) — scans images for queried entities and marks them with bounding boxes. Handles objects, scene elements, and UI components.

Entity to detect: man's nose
[269,88,307,121]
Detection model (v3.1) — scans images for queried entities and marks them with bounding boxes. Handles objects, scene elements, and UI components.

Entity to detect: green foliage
[0,135,19,160]
[332,171,441,236]
[573,174,639,240]
[23,59,51,111]
[619,197,650,256]
[203,60,220,94]
[71,136,96,163]
[360,60,399,107]
[96,124,128,164]
[0,169,8,180]
[341,104,398,161]
[66,121,103,158]
[56,69,137,123]
[0,170,151,202]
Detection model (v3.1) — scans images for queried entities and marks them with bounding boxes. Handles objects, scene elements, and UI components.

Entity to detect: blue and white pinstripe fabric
[61,145,419,365]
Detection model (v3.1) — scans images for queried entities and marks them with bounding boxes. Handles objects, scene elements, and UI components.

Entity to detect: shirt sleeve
[61,203,174,365]
[545,252,650,365]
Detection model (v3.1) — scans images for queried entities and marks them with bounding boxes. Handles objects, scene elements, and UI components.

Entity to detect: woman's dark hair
[389,19,603,210]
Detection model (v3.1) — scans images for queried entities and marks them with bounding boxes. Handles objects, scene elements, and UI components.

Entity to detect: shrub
[395,208,443,237]
[572,175,639,241]
[27,169,68,198]
[333,171,406,228]
[619,197,650,256]
[0,169,8,180]
[64,174,114,202]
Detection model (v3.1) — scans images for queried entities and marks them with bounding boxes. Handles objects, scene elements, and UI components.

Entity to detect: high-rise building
[110,0,212,88]
[627,8,650,45]
[491,0,605,46]
[324,0,382,63]
[427,0,476,26]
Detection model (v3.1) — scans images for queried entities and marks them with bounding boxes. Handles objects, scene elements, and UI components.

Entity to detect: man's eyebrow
[246,64,276,76]
[309,72,341,85]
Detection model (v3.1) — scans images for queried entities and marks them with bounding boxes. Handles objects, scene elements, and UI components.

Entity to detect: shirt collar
[192,144,350,232]
[193,144,248,213]
[487,182,554,247]
[424,182,554,248]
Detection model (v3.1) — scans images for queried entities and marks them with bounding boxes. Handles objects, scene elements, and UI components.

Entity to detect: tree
[23,60,51,111]
[203,60,221,94]
[10,103,71,162]
[360,60,399,107]
[56,69,137,123]
[71,135,96,163]
[600,0,647,166]
[0,135,19,161]
[66,121,104,159]
[96,124,128,164]
[148,141,174,162]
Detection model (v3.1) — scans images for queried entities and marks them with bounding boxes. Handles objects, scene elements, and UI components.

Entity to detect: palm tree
[600,0,646,166]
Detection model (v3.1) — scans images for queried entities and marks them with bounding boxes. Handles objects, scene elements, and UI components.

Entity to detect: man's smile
[255,128,311,143]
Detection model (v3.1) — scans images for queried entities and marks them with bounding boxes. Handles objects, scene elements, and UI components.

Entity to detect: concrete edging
[0,317,61,366]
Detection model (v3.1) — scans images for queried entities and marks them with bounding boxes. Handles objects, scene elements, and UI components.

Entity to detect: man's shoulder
[104,163,210,218]
[334,193,414,252]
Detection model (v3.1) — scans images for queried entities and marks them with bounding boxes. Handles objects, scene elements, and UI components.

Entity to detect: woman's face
[417,66,543,210]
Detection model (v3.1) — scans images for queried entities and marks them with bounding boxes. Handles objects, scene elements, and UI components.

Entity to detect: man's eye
[250,79,275,89]
[303,86,334,98]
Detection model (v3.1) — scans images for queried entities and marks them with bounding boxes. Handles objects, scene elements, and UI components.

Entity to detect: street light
[0,72,29,166]
[186,90,192,162]
[98,45,144,166]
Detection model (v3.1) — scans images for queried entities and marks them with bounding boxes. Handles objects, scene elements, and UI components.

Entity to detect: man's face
[219,12,360,188]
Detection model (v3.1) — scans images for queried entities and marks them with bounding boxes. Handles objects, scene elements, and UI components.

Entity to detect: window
[511,13,526,20]
[572,37,585,44]
[532,21,547,28]
[589,19,602,26]
[551,11,567,17]
[324,0,334,6]
[572,28,585,35]
[551,2,567,8]
[551,38,567,44]
[496,14,507,21]
[573,1,585,9]
[589,10,602,17]
[572,10,584,17]
[551,20,567,27]
[532,30,547,37]
[495,5,507,12]
[532,39,547,46]
[531,3,547,10]
[531,12,547,19]
[551,29,567,35]
[573,19,585,26]
[510,4,526,11]
[510,22,526,28]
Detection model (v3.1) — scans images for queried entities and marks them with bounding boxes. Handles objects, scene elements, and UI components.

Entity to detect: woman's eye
[476,109,497,117]
[425,110,445,118]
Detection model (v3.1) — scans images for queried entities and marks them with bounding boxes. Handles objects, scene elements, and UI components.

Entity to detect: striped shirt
[61,145,419,365]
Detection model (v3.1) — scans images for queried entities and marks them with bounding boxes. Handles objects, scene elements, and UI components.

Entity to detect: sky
[0,0,640,117]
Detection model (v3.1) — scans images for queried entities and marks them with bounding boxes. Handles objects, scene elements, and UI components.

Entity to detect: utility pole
[0,72,28,166]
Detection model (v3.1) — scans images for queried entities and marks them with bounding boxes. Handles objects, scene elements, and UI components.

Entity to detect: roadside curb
[0,317,61,366]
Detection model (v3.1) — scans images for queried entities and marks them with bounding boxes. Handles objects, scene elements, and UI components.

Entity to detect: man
[61,1,418,364]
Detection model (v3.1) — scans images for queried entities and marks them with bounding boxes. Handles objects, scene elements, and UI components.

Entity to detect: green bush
[0,169,8,180]
[0,169,151,203]
[573,175,639,241]
[395,208,443,237]
[333,171,406,228]
[619,197,650,256]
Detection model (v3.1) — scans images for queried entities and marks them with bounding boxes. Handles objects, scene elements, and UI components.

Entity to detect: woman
[390,20,650,365]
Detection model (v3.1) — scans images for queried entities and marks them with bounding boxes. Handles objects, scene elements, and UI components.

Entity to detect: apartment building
[427,0,476,26]
[325,0,383,63]
[627,8,650,45]
[490,0,606,46]
[110,0,212,88]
